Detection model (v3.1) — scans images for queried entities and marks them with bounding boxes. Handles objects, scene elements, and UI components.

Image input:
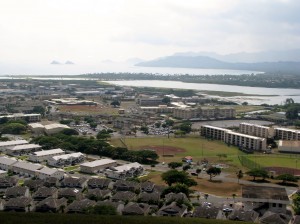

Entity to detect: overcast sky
[0,0,299,65]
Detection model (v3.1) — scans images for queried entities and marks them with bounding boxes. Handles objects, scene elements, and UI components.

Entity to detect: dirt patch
[265,166,300,176]
[59,104,118,115]
[139,145,186,156]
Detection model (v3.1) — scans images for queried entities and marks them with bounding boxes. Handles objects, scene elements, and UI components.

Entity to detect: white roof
[0,140,28,147]
[81,159,116,168]
[201,125,229,132]
[36,167,63,175]
[0,113,40,118]
[33,148,65,157]
[51,152,84,161]
[226,130,265,140]
[0,170,7,174]
[12,161,43,171]
[275,127,300,133]
[29,123,45,128]
[240,123,270,129]
[0,156,18,165]
[44,123,70,130]
[113,162,142,173]
[7,144,42,151]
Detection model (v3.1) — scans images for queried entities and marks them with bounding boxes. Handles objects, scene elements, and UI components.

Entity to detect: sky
[0,0,299,66]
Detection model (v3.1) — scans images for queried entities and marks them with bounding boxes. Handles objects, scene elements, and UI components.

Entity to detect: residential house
[66,199,96,213]
[36,167,65,180]
[58,188,83,201]
[138,192,160,204]
[44,177,59,187]
[86,189,111,201]
[11,161,43,177]
[96,200,124,215]
[157,202,188,217]
[6,144,42,156]
[5,186,30,199]
[87,178,112,189]
[193,205,223,219]
[113,180,140,192]
[47,152,85,167]
[228,209,259,223]
[141,181,155,193]
[61,177,87,188]
[165,192,189,204]
[0,140,28,151]
[259,211,291,224]
[122,202,150,216]
[0,177,17,188]
[28,148,65,163]
[32,187,58,201]
[0,170,6,178]
[111,191,136,202]
[4,197,34,212]
[36,197,68,213]
[24,179,45,191]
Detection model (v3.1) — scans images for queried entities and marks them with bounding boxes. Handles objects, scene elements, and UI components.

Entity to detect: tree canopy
[161,169,197,187]
[276,174,297,184]
[246,168,269,181]
[206,167,221,181]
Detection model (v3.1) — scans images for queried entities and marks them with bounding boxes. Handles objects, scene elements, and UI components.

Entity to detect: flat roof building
[0,113,41,122]
[6,144,42,156]
[48,152,85,167]
[105,162,144,180]
[36,167,64,180]
[44,123,70,135]
[275,127,300,141]
[278,140,300,154]
[0,140,29,150]
[80,159,117,174]
[28,148,65,163]
[12,161,43,177]
[0,156,18,171]
[239,123,275,138]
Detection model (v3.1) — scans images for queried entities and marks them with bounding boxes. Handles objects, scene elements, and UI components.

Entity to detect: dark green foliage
[86,205,117,215]
[110,100,120,107]
[140,126,149,134]
[162,97,171,104]
[60,119,73,125]
[179,122,192,134]
[161,170,197,187]
[1,123,27,134]
[182,164,191,171]
[60,129,79,136]
[162,183,191,197]
[294,195,300,215]
[276,174,297,183]
[246,168,269,181]
[32,106,45,116]
[286,104,300,120]
[97,130,111,140]
[168,162,183,169]
[8,119,27,125]
[206,167,222,181]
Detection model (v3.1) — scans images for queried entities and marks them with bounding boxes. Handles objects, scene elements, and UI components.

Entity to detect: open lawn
[247,154,300,169]
[110,136,244,168]
[232,105,265,113]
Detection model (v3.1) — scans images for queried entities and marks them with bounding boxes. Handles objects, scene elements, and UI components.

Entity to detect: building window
[272,203,276,207]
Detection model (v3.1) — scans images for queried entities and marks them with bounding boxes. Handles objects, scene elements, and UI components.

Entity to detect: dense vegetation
[0,213,248,224]
[31,133,158,164]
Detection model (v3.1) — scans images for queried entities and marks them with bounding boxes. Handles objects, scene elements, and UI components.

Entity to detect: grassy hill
[0,213,250,224]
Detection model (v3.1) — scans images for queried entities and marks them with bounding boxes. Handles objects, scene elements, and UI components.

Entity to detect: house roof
[67,199,96,212]
[228,209,259,222]
[62,177,87,185]
[165,192,189,203]
[51,152,84,161]
[5,186,28,197]
[4,197,32,207]
[36,167,63,175]
[87,189,111,198]
[0,156,18,165]
[24,179,45,190]
[87,178,111,188]
[123,202,150,215]
[33,187,57,198]
[12,161,43,171]
[193,205,221,219]
[0,140,28,147]
[157,202,187,216]
[242,186,289,202]
[36,197,67,210]
[114,180,140,189]
[260,211,291,224]
[7,144,41,151]
[139,192,160,203]
[112,191,136,201]
[58,188,82,197]
[32,148,64,156]
[80,159,116,168]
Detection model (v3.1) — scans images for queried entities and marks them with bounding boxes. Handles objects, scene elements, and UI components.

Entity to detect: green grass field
[247,154,300,169]
[0,213,249,224]
[111,136,245,168]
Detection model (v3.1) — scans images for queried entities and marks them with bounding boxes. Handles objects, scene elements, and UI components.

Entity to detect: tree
[162,97,171,105]
[206,167,221,181]
[286,105,300,120]
[168,162,183,169]
[32,106,45,116]
[60,119,73,125]
[236,170,243,183]
[96,130,111,140]
[285,98,295,105]
[179,122,192,134]
[60,128,79,136]
[140,126,149,134]
[110,100,120,107]
[276,174,297,184]
[165,119,174,127]
[155,122,161,128]
[246,168,269,181]
[183,164,191,171]
[293,195,300,215]
[242,102,248,106]
[162,183,191,197]
[89,122,97,129]
[161,170,197,187]
[1,123,27,134]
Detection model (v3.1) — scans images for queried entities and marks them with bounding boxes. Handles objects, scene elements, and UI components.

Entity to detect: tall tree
[206,167,221,181]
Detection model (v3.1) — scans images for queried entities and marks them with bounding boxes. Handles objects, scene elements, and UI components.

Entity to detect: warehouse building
[80,159,117,174]
[28,148,65,163]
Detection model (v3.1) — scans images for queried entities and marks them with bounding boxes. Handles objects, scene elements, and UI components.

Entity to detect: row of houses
[0,156,64,179]
[0,113,41,122]
[200,125,267,151]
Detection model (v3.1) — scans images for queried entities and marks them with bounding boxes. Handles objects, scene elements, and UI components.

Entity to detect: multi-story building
[28,148,65,163]
[200,125,267,151]
[274,127,300,141]
[140,105,174,114]
[47,152,85,167]
[36,167,65,180]
[0,113,41,122]
[239,123,275,138]
[173,107,235,120]
[80,159,117,174]
[136,97,163,106]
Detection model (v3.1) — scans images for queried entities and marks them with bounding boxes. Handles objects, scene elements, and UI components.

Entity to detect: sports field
[247,154,300,169]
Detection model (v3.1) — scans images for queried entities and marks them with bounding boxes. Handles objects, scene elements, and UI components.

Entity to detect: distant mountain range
[136,49,300,73]
[50,60,74,65]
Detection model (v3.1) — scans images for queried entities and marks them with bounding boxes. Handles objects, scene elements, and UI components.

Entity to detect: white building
[105,162,144,180]
[36,167,65,180]
[11,161,43,177]
[0,156,18,171]
[0,170,7,177]
[44,123,70,135]
[0,140,29,151]
[200,125,267,151]
[275,127,300,141]
[47,152,85,167]
[80,159,117,174]
[28,148,65,163]
[28,123,45,134]
[278,140,300,154]
[6,144,42,156]
[0,113,41,122]
[239,123,274,138]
